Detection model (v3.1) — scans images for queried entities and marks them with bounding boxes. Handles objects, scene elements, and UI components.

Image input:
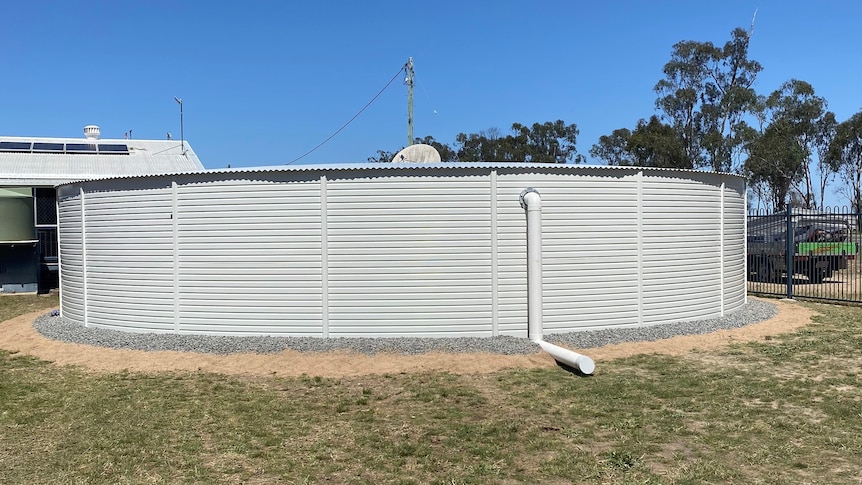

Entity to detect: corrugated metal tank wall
[641,172,724,323]
[176,174,323,335]
[326,171,493,337]
[57,186,84,320]
[85,180,174,331]
[723,179,747,306]
[57,166,746,337]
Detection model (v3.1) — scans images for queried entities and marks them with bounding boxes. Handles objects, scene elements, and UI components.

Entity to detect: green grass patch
[1,296,861,483]
[0,293,59,322]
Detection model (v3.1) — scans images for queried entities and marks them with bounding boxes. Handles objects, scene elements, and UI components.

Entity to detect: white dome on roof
[83,125,100,140]
[391,144,442,163]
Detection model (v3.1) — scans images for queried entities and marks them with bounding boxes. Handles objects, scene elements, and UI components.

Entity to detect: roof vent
[84,125,101,140]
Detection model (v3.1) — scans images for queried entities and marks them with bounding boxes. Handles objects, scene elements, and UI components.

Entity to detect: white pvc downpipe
[520,188,595,375]
[520,188,544,343]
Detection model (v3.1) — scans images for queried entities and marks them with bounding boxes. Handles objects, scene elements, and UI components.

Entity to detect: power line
[286,62,408,165]
[416,74,437,116]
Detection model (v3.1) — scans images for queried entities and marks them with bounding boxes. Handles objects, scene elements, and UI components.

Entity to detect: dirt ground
[0,298,815,377]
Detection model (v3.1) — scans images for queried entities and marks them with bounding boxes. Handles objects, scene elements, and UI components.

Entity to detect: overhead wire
[285,62,408,165]
[416,74,437,115]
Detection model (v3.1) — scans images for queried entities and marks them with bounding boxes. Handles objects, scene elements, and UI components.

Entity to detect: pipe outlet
[538,341,595,375]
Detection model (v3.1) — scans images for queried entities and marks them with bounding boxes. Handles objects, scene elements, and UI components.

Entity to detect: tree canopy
[590,26,855,210]
[370,120,585,164]
[590,116,688,168]
[827,111,862,210]
[592,27,762,172]
[456,121,584,163]
[369,26,858,211]
[743,80,833,209]
[654,27,762,172]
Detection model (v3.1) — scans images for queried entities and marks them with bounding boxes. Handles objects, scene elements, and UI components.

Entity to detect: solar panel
[0,141,32,152]
[32,142,65,153]
[98,144,130,154]
[65,143,98,153]
[1,141,132,154]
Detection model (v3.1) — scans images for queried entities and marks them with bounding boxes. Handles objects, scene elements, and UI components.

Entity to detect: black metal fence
[36,226,58,262]
[36,226,59,292]
[748,207,862,303]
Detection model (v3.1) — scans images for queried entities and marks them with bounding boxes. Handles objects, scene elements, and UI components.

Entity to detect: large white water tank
[57,164,746,337]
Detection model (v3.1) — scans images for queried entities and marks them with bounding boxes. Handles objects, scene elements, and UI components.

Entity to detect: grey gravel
[545,299,778,349]
[33,299,777,356]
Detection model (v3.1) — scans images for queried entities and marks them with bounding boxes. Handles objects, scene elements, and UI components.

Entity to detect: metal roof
[0,136,205,186]
[55,161,743,187]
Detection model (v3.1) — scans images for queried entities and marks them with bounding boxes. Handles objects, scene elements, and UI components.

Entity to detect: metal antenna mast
[174,97,185,155]
[404,57,414,146]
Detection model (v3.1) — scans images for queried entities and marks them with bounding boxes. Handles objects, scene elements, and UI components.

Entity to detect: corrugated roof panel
[52,161,743,187]
[0,137,204,186]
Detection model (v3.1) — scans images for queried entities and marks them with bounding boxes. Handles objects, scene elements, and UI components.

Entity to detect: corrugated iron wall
[326,173,493,337]
[57,187,84,321]
[723,181,747,310]
[176,177,323,335]
[58,166,746,337]
[85,181,174,331]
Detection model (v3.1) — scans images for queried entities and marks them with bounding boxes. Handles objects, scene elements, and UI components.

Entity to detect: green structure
[0,188,38,293]
[0,188,35,240]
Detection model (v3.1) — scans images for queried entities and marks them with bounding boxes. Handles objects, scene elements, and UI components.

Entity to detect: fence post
[785,204,793,299]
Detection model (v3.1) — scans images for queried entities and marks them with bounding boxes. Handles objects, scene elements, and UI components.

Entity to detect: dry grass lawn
[2,294,861,484]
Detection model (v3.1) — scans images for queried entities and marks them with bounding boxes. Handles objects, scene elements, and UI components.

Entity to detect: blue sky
[1,1,859,171]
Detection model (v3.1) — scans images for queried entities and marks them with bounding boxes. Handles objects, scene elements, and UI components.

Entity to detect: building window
[34,187,57,226]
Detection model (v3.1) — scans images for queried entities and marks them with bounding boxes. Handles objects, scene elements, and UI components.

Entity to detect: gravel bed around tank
[545,298,778,349]
[32,299,778,356]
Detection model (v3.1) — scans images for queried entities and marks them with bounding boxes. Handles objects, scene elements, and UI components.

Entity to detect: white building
[0,126,204,292]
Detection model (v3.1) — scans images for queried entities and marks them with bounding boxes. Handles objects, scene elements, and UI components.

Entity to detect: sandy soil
[0,298,815,377]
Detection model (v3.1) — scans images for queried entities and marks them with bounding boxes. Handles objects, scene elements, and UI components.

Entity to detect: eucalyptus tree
[742,80,832,210]
[590,116,688,168]
[813,112,838,208]
[654,27,762,172]
[593,27,761,171]
[455,129,509,161]
[590,127,633,166]
[516,120,583,163]
[764,80,830,208]
[827,111,862,212]
[455,120,583,163]
[744,118,808,211]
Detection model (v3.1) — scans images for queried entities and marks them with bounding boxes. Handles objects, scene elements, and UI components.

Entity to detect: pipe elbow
[538,340,595,375]
[520,188,542,210]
